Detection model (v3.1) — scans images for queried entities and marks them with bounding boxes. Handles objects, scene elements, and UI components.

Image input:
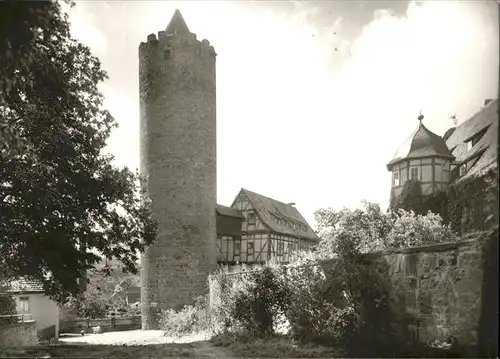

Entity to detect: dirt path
[0,330,235,358]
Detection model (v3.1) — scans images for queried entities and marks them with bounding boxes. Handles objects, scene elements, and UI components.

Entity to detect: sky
[66,0,499,226]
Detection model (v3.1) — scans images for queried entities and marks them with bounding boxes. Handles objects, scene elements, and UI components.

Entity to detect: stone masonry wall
[0,321,37,348]
[362,232,490,349]
[139,28,217,329]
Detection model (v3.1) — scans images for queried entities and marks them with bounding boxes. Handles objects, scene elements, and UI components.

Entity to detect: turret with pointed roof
[387,113,455,202]
[139,9,217,330]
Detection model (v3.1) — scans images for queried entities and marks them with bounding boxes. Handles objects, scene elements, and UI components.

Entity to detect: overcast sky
[67,0,498,226]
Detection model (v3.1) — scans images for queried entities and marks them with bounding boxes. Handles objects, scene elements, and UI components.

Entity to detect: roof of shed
[1,278,44,293]
[216,204,244,219]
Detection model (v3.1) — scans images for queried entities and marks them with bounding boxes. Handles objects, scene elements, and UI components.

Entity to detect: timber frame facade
[216,189,319,265]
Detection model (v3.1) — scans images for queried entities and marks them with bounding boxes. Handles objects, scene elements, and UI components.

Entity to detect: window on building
[393,171,400,186]
[466,140,473,151]
[234,240,241,256]
[410,167,419,181]
[459,165,466,177]
[247,211,256,225]
[247,242,254,256]
[18,297,30,313]
[277,242,284,256]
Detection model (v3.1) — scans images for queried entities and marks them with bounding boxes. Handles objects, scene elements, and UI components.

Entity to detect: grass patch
[0,342,201,358]
[210,332,345,358]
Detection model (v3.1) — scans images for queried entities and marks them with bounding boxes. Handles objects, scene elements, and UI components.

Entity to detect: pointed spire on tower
[450,113,458,126]
[166,9,190,35]
[418,110,424,123]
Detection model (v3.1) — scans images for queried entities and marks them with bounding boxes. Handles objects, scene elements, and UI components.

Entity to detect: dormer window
[393,171,400,186]
[410,167,419,181]
[247,211,256,225]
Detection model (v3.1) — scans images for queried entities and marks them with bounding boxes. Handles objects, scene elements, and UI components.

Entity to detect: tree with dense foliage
[0,0,71,158]
[64,284,108,319]
[314,201,457,256]
[0,295,17,324]
[0,0,157,304]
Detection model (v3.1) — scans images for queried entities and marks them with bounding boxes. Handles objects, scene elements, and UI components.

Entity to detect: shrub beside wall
[209,231,492,355]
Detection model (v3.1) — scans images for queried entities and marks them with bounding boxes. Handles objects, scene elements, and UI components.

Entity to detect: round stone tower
[139,9,217,329]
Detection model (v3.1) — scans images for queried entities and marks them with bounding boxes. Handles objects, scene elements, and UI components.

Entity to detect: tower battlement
[139,9,217,330]
[140,32,216,58]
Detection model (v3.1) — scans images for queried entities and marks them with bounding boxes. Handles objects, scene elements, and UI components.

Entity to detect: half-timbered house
[216,188,319,265]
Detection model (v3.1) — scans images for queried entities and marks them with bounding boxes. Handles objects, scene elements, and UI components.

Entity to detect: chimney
[287,202,296,207]
[483,99,493,107]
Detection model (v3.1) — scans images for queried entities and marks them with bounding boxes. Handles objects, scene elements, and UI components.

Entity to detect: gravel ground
[0,330,229,358]
[59,329,211,345]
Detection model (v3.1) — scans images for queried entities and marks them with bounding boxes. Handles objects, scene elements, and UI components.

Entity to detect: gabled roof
[165,9,190,35]
[445,98,498,180]
[216,204,244,219]
[388,121,454,169]
[235,188,319,242]
[1,278,44,294]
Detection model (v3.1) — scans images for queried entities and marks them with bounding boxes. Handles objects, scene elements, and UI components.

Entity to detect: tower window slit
[163,49,171,60]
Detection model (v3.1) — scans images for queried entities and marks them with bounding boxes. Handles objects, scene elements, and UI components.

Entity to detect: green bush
[230,267,288,336]
[0,295,17,324]
[64,289,107,319]
[210,202,447,355]
[211,230,413,356]
[277,255,355,345]
[315,202,458,257]
[209,266,238,332]
[159,295,212,338]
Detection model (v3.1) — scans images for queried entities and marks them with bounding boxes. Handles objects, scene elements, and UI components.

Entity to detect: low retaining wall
[60,315,141,333]
[364,234,488,348]
[0,320,37,347]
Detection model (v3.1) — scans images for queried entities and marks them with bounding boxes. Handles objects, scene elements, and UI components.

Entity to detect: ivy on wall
[448,168,498,234]
[390,180,425,215]
[390,168,498,234]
